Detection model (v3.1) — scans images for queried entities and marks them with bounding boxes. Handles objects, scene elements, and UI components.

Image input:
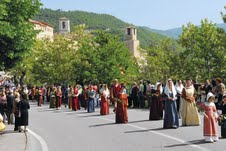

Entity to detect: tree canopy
[0,0,42,70]
[23,25,139,85]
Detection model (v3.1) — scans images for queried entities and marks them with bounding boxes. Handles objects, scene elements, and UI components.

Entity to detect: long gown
[149,90,163,120]
[163,92,179,128]
[73,89,80,111]
[88,90,95,113]
[49,91,56,108]
[203,102,218,140]
[100,93,109,115]
[115,92,128,123]
[18,99,30,126]
[181,86,200,126]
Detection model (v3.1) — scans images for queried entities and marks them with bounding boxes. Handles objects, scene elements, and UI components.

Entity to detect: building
[59,17,70,34]
[124,26,140,58]
[30,19,54,41]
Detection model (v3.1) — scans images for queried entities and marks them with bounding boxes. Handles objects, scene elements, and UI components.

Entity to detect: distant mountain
[34,8,168,48]
[148,23,226,39]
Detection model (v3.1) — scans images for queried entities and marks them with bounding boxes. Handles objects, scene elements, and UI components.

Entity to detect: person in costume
[115,85,128,123]
[203,92,219,143]
[219,94,226,138]
[56,86,62,110]
[87,85,95,113]
[163,79,179,129]
[149,82,163,120]
[73,85,80,111]
[100,84,110,115]
[181,79,200,126]
[175,80,184,117]
[18,92,30,132]
[49,86,56,108]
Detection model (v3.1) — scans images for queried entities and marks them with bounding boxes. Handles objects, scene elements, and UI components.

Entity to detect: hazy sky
[40,0,226,30]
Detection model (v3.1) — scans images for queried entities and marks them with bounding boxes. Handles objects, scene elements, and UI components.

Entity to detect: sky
[40,0,226,30]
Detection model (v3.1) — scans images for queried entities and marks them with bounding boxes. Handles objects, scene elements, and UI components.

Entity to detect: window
[62,22,66,29]
[127,28,130,35]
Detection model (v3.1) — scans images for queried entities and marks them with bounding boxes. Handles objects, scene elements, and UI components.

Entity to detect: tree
[142,38,182,82]
[24,25,139,85]
[221,5,226,23]
[0,0,42,70]
[179,19,226,80]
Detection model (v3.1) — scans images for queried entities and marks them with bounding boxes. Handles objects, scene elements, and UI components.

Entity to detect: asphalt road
[27,103,226,151]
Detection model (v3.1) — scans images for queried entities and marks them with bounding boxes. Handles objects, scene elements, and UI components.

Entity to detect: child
[203,92,219,143]
[220,94,226,138]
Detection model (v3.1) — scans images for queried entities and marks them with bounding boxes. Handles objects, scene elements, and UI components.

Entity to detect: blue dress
[163,92,179,128]
[88,90,95,113]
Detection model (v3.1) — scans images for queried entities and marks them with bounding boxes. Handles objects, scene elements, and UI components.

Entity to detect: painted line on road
[27,128,49,151]
[76,113,210,151]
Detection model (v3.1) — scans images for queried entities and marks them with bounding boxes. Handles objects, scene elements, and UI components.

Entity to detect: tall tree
[0,0,42,70]
[179,19,226,80]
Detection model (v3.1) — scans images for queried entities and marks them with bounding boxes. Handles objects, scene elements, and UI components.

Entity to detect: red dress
[115,93,128,123]
[100,93,109,115]
[203,102,218,137]
[73,89,80,110]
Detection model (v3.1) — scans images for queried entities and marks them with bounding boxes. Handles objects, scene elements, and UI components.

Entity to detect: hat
[207,92,214,101]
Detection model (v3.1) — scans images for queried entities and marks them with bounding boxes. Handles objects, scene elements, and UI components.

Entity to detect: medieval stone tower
[59,17,70,34]
[124,26,140,58]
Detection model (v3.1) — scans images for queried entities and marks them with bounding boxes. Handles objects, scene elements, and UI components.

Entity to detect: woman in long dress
[49,87,56,108]
[163,79,179,129]
[100,84,110,115]
[87,86,95,113]
[115,85,128,123]
[18,92,30,132]
[149,82,163,120]
[181,79,200,126]
[175,80,184,117]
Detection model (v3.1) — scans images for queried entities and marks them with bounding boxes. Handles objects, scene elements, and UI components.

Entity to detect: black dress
[221,104,226,138]
[18,100,30,126]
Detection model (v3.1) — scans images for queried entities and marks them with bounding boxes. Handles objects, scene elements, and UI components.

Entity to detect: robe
[149,90,163,120]
[73,89,80,111]
[100,94,109,115]
[181,86,200,126]
[203,102,218,140]
[115,93,128,123]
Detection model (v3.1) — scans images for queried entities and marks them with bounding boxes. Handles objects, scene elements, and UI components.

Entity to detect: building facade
[124,27,140,58]
[30,19,54,40]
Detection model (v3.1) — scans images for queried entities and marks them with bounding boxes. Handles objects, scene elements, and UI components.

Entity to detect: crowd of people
[0,77,226,143]
[0,83,30,132]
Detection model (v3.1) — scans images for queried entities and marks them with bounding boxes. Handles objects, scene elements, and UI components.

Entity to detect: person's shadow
[164,139,207,148]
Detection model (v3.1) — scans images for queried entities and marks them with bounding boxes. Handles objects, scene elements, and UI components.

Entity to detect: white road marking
[27,128,49,151]
[76,113,210,151]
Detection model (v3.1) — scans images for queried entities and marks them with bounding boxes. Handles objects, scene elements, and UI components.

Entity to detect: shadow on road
[164,139,207,148]
[128,119,150,124]
[124,127,166,134]
[89,122,116,128]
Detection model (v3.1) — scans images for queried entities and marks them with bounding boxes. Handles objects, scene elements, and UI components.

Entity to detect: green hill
[149,23,226,39]
[34,8,167,48]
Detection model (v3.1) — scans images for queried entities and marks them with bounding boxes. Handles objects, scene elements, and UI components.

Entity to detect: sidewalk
[0,124,28,151]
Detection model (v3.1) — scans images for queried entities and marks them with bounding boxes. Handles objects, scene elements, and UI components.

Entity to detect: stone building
[30,19,54,40]
[124,26,140,58]
[59,17,70,34]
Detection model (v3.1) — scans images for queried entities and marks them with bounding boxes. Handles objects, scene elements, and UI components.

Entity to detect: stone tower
[124,26,140,58]
[59,17,70,34]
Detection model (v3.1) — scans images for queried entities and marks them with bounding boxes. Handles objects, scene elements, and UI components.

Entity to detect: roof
[59,17,69,20]
[29,19,54,28]
[125,26,137,29]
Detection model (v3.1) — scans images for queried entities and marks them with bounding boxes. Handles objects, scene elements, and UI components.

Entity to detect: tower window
[127,28,130,35]
[62,22,66,29]
[134,29,136,35]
